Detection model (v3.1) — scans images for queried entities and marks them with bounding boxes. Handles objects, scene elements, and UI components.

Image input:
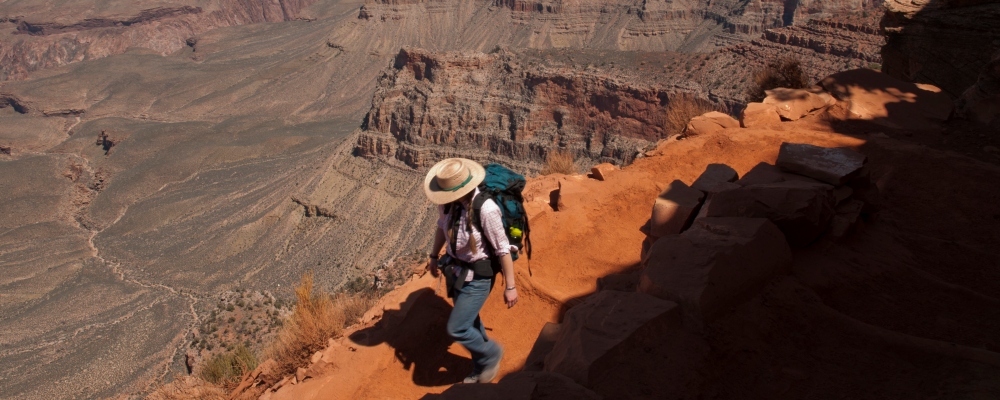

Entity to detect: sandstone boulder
[639,218,791,326]
[776,143,867,185]
[740,102,782,128]
[957,50,1000,127]
[820,69,954,129]
[763,88,836,121]
[649,180,705,237]
[736,162,785,186]
[691,163,739,192]
[543,290,678,385]
[523,322,562,372]
[556,178,588,211]
[589,163,617,181]
[685,111,740,136]
[707,181,836,247]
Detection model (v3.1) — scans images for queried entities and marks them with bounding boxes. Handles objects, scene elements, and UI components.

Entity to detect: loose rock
[590,163,617,181]
[649,180,705,237]
[685,111,740,136]
[691,163,739,192]
[740,102,782,128]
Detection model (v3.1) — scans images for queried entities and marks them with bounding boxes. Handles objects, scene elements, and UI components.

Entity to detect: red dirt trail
[271,109,1000,399]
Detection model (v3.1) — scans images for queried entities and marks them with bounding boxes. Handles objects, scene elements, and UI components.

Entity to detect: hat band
[441,172,473,192]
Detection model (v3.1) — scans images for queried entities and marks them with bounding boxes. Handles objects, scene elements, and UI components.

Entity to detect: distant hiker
[424,158,518,384]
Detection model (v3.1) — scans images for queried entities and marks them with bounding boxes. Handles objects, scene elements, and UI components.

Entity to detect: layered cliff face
[357,0,875,54]
[0,0,318,81]
[356,48,686,171]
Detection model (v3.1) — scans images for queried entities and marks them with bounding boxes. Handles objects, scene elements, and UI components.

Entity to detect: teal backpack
[471,163,532,270]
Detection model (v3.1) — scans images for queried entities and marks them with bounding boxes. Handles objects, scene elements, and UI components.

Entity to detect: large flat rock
[740,102,782,128]
[649,180,705,237]
[543,290,678,385]
[639,218,791,326]
[706,180,836,247]
[776,142,867,185]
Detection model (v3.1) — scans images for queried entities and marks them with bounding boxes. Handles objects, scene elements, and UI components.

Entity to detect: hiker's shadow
[348,288,470,386]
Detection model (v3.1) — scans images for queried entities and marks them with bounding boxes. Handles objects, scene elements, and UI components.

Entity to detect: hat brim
[424,158,486,205]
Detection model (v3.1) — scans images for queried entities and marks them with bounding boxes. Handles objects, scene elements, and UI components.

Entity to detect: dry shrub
[200,343,258,389]
[147,376,226,400]
[541,150,576,175]
[664,93,723,137]
[747,57,810,102]
[264,272,346,376]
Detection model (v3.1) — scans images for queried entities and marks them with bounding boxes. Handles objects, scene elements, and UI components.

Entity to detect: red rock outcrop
[355,47,699,170]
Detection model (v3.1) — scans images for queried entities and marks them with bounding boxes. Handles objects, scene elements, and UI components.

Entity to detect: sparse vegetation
[200,343,258,389]
[746,57,810,102]
[264,272,370,376]
[664,93,724,137]
[541,150,576,175]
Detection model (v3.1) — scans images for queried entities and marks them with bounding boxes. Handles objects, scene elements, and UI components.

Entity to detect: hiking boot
[478,345,504,383]
[462,372,480,384]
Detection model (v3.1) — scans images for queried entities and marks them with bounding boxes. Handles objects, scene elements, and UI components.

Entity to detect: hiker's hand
[428,257,439,278]
[504,288,518,308]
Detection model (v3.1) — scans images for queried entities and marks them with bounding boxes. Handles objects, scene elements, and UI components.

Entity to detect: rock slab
[639,218,791,325]
[590,163,617,181]
[543,290,678,385]
[685,111,740,136]
[691,163,739,192]
[706,180,836,247]
[740,102,782,128]
[776,142,867,185]
[649,180,705,237]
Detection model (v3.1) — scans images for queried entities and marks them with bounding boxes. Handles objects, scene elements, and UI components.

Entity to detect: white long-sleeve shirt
[436,188,511,281]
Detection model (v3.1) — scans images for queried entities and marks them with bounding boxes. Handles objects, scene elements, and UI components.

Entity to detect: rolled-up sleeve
[479,200,510,257]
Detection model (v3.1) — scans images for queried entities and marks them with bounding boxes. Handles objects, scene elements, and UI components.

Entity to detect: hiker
[424,158,518,384]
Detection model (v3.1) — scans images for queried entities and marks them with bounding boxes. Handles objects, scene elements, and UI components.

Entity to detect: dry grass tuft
[541,149,576,175]
[264,272,346,377]
[664,93,724,137]
[747,57,810,102]
[147,376,227,400]
[200,343,258,389]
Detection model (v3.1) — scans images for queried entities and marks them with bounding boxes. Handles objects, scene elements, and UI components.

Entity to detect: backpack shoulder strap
[470,191,496,257]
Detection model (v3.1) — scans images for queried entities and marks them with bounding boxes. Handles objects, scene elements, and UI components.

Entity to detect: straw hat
[423,158,485,205]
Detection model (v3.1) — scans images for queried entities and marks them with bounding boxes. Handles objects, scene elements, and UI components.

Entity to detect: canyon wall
[355,48,687,171]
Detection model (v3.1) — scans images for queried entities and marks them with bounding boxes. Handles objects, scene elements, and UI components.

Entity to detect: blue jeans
[447,278,502,373]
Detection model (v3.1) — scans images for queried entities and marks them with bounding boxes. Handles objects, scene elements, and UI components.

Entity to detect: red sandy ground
[270,103,1000,399]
